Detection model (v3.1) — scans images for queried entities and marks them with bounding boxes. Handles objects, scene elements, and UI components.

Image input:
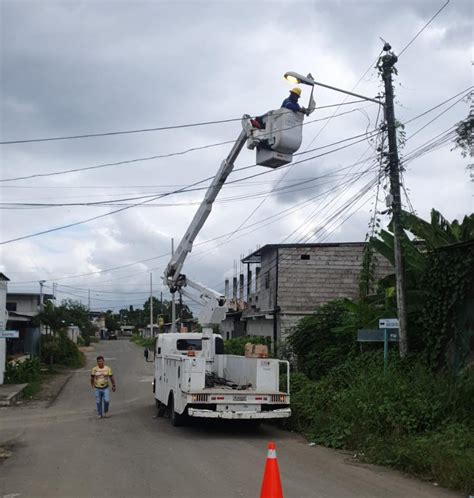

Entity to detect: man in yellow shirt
[90,355,116,419]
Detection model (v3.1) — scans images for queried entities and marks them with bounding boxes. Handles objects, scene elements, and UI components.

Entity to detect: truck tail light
[271,394,286,403]
[192,394,209,402]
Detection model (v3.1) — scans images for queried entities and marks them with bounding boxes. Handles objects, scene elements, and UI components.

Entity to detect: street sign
[357,329,399,342]
[379,318,399,329]
[0,330,19,339]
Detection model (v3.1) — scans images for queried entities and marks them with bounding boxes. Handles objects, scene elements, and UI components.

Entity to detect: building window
[264,272,270,289]
[301,254,310,260]
[6,302,17,312]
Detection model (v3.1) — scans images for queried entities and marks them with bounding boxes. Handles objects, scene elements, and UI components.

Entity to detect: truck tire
[155,399,166,418]
[169,394,185,427]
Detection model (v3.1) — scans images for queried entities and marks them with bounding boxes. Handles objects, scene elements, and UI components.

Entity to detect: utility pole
[52,282,57,308]
[88,289,91,311]
[178,292,183,331]
[39,280,46,360]
[381,43,408,357]
[150,273,154,337]
[171,238,176,332]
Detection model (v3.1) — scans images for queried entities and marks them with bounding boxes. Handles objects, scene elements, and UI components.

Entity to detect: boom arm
[164,129,247,293]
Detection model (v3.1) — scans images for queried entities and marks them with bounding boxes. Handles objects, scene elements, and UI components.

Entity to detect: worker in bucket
[281,87,306,112]
[250,87,307,129]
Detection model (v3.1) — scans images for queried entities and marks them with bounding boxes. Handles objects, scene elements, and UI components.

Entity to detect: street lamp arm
[284,71,383,106]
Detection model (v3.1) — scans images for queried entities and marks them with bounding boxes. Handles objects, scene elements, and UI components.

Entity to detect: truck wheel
[155,400,166,418]
[169,395,185,427]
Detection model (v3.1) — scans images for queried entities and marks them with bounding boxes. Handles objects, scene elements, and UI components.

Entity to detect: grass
[22,381,42,399]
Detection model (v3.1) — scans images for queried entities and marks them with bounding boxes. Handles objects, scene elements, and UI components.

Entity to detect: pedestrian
[90,355,116,419]
[144,347,149,362]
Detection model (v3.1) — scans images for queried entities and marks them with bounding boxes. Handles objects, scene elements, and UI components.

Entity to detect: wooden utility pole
[150,273,153,337]
[381,43,408,357]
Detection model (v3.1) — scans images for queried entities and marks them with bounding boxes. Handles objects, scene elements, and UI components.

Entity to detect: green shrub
[40,333,85,368]
[224,335,272,356]
[285,353,473,491]
[5,358,41,384]
[288,300,357,381]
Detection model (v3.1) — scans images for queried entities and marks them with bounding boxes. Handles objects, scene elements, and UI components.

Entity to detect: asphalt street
[0,340,460,498]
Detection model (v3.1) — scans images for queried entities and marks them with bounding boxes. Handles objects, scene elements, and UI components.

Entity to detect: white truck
[154,94,314,424]
[153,332,290,425]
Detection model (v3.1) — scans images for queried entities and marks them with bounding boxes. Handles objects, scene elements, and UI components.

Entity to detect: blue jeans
[95,387,110,416]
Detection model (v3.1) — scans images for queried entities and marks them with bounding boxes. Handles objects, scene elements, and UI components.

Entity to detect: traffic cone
[260,442,283,498]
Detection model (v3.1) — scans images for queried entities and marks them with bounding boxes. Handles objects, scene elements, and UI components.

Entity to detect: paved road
[0,340,459,498]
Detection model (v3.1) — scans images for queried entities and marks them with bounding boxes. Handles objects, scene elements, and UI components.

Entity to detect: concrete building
[5,292,54,357]
[240,243,392,344]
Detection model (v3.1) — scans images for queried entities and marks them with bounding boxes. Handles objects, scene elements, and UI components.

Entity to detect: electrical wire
[398,0,450,57]
[0,106,370,184]
[0,130,382,245]
[0,100,368,147]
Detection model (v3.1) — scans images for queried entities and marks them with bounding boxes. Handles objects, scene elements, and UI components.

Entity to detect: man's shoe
[103,413,110,418]
[97,415,103,419]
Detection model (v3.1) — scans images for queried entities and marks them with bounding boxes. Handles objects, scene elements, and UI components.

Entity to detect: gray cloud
[1,0,471,309]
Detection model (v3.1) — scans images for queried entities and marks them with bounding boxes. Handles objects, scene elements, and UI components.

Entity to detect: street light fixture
[284,71,383,106]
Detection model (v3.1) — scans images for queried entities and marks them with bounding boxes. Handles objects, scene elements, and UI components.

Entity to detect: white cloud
[0,0,472,310]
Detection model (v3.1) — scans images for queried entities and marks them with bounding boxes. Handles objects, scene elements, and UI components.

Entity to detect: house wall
[243,243,392,341]
[220,314,245,340]
[6,295,39,315]
[246,317,274,341]
[277,244,391,313]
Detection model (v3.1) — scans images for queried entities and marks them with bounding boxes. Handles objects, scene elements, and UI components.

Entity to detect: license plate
[233,395,247,402]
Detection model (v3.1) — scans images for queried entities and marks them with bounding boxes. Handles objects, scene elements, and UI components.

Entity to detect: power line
[5,118,453,287]
[7,157,380,285]
[2,88,468,187]
[0,131,381,245]
[0,106,370,183]
[398,0,450,57]
[0,100,367,147]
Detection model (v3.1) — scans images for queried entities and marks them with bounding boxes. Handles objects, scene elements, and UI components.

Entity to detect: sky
[0,0,472,314]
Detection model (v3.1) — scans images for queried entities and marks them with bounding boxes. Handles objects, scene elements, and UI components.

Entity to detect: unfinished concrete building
[238,242,392,344]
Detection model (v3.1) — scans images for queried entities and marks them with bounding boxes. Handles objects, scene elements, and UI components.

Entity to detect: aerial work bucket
[243,109,304,168]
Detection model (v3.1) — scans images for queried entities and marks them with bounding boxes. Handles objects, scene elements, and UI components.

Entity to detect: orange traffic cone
[260,442,284,498]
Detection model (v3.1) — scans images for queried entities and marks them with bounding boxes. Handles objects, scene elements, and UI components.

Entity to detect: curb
[0,384,28,407]
[46,372,74,408]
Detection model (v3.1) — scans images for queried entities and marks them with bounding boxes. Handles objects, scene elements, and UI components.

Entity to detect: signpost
[0,330,19,339]
[357,318,400,371]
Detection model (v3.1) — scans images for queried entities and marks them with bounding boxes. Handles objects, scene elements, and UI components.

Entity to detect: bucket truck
[154,102,311,425]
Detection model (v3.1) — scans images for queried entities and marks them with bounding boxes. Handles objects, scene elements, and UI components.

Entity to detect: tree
[37,299,97,345]
[453,111,473,158]
[370,209,474,364]
[105,311,120,332]
[288,301,355,381]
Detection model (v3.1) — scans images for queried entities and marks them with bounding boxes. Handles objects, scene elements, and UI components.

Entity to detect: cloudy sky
[0,0,472,313]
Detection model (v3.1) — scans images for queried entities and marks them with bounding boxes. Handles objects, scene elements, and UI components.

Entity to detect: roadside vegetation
[5,300,89,397]
[130,334,155,349]
[282,210,474,493]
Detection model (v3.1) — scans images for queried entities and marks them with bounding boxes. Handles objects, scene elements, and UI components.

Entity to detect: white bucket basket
[245,109,304,168]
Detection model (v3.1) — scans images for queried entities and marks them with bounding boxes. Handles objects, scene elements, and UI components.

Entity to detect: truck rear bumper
[187,407,291,419]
